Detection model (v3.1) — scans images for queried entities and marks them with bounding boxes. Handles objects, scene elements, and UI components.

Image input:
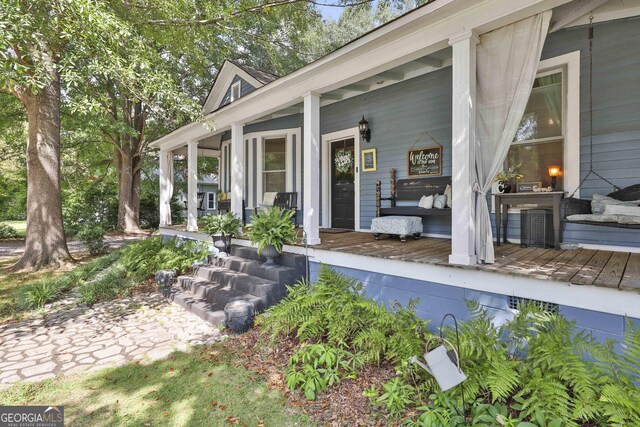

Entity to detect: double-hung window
[263,137,287,198]
[507,70,564,190]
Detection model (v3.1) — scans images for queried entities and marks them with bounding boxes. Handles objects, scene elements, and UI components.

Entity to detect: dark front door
[331,138,355,229]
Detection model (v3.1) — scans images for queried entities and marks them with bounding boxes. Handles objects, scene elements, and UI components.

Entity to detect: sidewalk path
[0,235,147,258]
[0,293,222,389]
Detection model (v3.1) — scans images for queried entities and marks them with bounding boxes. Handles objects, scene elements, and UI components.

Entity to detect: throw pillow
[419,195,434,209]
[603,204,640,217]
[433,194,447,209]
[444,184,452,208]
[591,194,640,214]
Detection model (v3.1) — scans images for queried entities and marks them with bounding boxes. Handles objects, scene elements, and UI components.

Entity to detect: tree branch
[147,0,372,25]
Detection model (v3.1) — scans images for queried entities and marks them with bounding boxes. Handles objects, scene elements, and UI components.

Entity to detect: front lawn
[0,347,312,427]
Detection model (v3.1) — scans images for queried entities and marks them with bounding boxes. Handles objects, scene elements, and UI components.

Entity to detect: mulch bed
[219,328,400,426]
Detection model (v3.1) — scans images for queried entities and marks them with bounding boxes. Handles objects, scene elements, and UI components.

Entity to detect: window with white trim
[507,69,565,190]
[263,137,286,198]
[230,81,241,102]
[207,192,216,210]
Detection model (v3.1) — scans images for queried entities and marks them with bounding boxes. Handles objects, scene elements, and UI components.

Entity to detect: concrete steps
[164,245,306,326]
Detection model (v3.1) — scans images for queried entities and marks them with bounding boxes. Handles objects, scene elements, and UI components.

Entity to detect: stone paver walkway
[0,293,222,389]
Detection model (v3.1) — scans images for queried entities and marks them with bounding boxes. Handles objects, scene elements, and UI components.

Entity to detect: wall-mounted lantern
[359,116,371,143]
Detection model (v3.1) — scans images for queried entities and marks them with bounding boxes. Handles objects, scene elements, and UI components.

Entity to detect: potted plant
[247,207,296,266]
[494,163,524,193]
[201,212,243,253]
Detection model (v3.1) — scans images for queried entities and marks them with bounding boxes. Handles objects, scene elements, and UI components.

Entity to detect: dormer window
[230,81,241,102]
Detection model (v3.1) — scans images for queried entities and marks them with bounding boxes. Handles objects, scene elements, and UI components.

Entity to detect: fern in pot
[247,207,296,266]
[201,212,243,254]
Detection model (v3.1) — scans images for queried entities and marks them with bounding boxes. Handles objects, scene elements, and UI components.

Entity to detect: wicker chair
[560,184,640,229]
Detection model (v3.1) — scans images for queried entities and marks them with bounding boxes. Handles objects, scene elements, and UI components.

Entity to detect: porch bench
[375,168,452,226]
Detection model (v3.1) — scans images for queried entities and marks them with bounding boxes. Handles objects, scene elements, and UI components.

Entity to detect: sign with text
[361,148,377,172]
[1,406,64,427]
[408,146,442,176]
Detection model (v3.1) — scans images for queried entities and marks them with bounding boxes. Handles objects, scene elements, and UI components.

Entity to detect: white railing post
[187,140,199,231]
[231,123,245,221]
[449,30,479,265]
[303,93,321,245]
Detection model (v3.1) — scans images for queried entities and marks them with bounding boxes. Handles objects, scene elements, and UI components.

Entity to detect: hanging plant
[334,149,353,174]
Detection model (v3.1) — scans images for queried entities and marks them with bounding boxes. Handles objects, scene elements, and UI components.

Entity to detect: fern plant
[247,207,296,254]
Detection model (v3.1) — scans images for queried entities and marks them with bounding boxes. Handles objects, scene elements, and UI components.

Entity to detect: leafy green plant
[286,343,362,400]
[76,223,108,255]
[201,212,243,238]
[77,265,130,304]
[247,207,296,254]
[118,236,209,281]
[0,223,19,239]
[16,251,121,309]
[260,266,429,366]
[373,376,415,418]
[495,163,524,182]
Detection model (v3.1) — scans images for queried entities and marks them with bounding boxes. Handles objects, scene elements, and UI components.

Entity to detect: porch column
[303,93,321,245]
[159,149,172,227]
[448,31,479,266]
[187,140,199,231]
[230,123,245,221]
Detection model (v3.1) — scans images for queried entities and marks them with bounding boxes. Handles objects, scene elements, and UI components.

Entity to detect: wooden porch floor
[161,226,640,291]
[306,231,640,291]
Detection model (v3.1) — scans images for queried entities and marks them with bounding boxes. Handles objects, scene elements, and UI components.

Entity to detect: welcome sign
[408,146,442,176]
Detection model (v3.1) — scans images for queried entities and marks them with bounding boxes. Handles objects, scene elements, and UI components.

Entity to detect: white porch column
[303,93,321,245]
[448,31,479,266]
[230,123,245,221]
[187,140,199,231]
[159,149,172,227]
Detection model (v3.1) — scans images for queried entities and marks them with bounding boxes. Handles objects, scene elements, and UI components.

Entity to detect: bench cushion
[371,216,423,235]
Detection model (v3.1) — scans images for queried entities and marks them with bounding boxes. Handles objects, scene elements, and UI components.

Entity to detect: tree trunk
[13,76,71,271]
[116,146,143,233]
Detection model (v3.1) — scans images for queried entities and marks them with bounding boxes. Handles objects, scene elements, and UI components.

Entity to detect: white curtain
[474,11,552,263]
[160,150,174,226]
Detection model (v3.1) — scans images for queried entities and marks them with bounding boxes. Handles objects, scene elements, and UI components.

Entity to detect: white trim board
[321,127,361,230]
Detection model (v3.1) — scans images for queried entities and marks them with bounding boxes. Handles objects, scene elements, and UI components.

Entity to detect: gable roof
[202,60,279,114]
[229,60,278,85]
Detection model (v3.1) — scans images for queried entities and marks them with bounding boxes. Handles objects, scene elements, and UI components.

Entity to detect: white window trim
[495,51,580,213]
[220,140,231,193]
[230,81,242,102]
[206,192,216,210]
[321,127,361,231]
[252,128,302,209]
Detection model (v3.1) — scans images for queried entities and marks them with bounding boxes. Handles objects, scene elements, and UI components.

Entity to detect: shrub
[0,223,18,239]
[201,212,243,238]
[77,223,108,255]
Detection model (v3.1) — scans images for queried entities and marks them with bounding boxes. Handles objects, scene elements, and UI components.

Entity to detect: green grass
[0,220,26,237]
[0,347,313,427]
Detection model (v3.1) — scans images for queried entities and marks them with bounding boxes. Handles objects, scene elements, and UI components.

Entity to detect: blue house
[151,0,640,341]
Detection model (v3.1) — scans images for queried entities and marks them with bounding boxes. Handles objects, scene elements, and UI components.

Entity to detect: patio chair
[254,192,298,226]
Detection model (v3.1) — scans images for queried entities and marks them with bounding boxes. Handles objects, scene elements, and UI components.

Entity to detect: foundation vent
[508,296,558,313]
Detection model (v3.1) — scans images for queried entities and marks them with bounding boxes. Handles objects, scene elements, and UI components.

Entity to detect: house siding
[501,18,640,247]
[217,18,639,248]
[219,75,256,109]
[320,68,453,233]
[309,261,639,345]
